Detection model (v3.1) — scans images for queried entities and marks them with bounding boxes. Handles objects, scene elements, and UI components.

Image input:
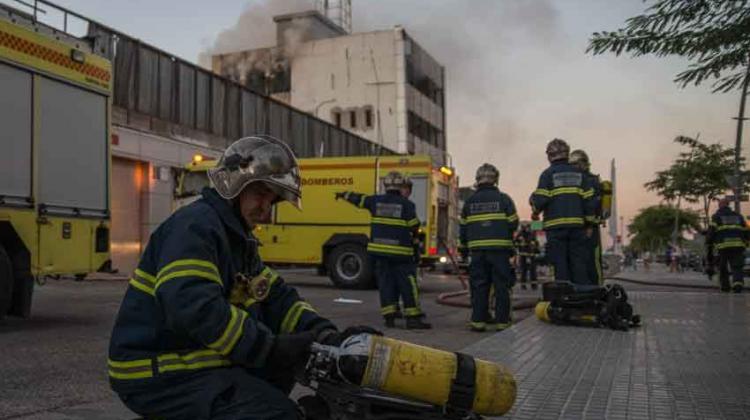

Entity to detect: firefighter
[530,139,596,287]
[336,172,431,329]
[514,222,540,290]
[569,149,604,285]
[706,197,748,293]
[460,163,519,332]
[108,135,378,420]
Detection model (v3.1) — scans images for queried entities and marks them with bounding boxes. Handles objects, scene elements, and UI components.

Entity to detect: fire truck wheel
[0,245,15,320]
[328,243,374,289]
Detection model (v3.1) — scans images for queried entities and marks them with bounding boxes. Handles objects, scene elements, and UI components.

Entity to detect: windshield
[177,170,210,198]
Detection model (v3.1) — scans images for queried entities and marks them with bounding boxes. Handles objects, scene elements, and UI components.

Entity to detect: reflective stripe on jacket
[343,190,419,260]
[108,188,333,392]
[460,185,518,251]
[530,161,595,230]
[708,207,748,251]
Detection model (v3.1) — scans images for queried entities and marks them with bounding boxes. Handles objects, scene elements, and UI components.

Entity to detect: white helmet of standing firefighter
[474,163,499,187]
[382,171,412,193]
[546,138,570,163]
[208,135,302,209]
[569,149,591,172]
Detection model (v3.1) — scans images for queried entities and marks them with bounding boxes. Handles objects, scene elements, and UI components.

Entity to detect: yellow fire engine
[175,155,458,288]
[0,16,112,318]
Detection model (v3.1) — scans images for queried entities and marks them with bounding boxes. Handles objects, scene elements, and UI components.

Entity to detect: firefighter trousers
[373,257,422,318]
[469,250,513,327]
[718,248,744,291]
[545,228,589,287]
[118,367,299,420]
[586,225,603,285]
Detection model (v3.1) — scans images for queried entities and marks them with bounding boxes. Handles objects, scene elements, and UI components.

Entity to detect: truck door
[36,76,109,274]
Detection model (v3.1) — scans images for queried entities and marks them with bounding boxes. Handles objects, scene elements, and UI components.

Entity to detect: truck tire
[327,243,374,289]
[0,245,14,320]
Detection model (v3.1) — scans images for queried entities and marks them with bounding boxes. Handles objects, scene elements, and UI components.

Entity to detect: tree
[588,1,750,212]
[644,135,745,227]
[587,1,750,92]
[627,205,700,252]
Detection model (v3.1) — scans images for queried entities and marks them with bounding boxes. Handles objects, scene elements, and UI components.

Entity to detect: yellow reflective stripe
[407,218,420,227]
[381,304,398,315]
[543,217,584,228]
[129,278,155,296]
[107,358,153,380]
[460,218,467,225]
[157,269,222,289]
[157,259,218,279]
[157,349,231,373]
[469,321,486,329]
[585,216,598,223]
[404,307,421,316]
[207,306,247,356]
[358,195,366,208]
[582,189,595,199]
[717,225,746,231]
[408,274,420,310]
[281,301,316,334]
[534,189,551,197]
[129,269,157,296]
[550,187,585,196]
[467,239,513,248]
[466,213,509,223]
[716,240,746,250]
[367,243,413,256]
[371,217,408,227]
[508,213,519,222]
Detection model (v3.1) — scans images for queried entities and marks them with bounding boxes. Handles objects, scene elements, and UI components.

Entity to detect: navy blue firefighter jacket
[460,185,519,252]
[341,190,420,261]
[108,187,334,393]
[707,206,749,251]
[530,161,596,230]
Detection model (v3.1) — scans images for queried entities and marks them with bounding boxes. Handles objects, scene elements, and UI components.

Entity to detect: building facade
[212,11,447,165]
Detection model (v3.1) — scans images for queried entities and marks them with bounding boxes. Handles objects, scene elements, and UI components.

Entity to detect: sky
[29,0,742,243]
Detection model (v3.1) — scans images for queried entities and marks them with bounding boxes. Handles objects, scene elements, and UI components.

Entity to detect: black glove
[317,325,383,347]
[266,331,316,370]
[334,191,347,200]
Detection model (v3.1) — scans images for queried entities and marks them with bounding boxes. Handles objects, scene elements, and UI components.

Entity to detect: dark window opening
[333,111,342,128]
[349,110,357,129]
[408,111,442,147]
[365,108,373,129]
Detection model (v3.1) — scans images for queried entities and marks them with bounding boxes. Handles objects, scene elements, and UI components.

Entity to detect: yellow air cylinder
[340,335,516,416]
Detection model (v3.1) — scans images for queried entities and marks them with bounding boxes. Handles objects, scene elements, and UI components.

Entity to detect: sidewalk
[463,290,750,419]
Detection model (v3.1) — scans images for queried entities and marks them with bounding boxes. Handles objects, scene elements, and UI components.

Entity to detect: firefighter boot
[732,282,744,293]
[406,315,432,329]
[384,314,396,328]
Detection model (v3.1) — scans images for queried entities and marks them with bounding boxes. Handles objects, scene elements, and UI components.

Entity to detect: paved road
[0,269,535,419]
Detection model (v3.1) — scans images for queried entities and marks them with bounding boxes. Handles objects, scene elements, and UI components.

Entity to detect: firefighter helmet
[208,135,302,208]
[569,149,591,171]
[474,163,499,187]
[546,138,570,162]
[382,171,411,191]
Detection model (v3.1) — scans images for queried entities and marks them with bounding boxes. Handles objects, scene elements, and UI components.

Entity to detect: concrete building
[212,9,448,165]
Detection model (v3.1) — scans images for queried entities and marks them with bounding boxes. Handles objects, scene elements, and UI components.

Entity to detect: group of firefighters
[105,134,745,419]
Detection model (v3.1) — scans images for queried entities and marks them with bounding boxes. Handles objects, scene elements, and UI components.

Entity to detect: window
[332,110,342,127]
[364,108,373,129]
[349,110,357,129]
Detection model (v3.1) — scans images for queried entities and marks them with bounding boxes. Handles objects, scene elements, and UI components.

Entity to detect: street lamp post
[731,60,750,213]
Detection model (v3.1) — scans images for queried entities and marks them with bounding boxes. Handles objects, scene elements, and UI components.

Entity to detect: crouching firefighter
[108,135,377,420]
[707,197,748,293]
[460,163,519,332]
[336,171,431,329]
[530,139,596,287]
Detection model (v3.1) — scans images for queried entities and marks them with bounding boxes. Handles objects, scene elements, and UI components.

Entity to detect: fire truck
[175,155,459,289]
[0,12,112,318]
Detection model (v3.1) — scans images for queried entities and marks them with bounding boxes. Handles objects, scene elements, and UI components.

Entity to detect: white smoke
[198,0,314,70]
